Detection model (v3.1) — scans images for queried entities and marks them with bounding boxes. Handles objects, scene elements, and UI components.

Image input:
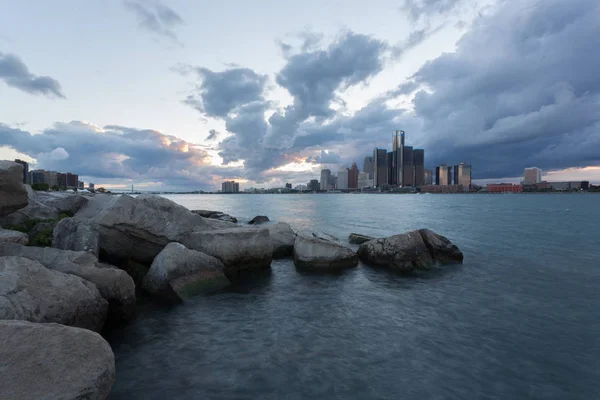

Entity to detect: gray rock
[34,191,88,215]
[0,320,115,400]
[293,231,358,271]
[0,161,28,217]
[0,228,28,245]
[143,242,229,302]
[249,215,270,225]
[53,217,100,256]
[357,230,434,272]
[0,185,59,226]
[268,222,296,259]
[0,256,108,331]
[192,209,238,223]
[95,194,237,265]
[418,228,464,264]
[182,227,272,279]
[75,193,115,219]
[348,233,375,245]
[0,243,135,324]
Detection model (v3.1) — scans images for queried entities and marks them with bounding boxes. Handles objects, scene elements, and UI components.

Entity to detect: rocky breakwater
[357,228,463,272]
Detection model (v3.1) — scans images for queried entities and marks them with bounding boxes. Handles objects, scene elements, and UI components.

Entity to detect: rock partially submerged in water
[249,215,269,225]
[192,209,238,223]
[294,231,358,271]
[182,227,272,279]
[348,233,375,245]
[0,243,136,324]
[0,161,28,217]
[94,194,237,266]
[268,222,296,259]
[0,256,108,332]
[0,320,115,400]
[143,242,229,302]
[0,228,29,245]
[357,229,462,272]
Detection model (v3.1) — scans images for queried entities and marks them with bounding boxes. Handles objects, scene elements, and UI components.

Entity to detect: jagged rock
[0,320,115,400]
[75,193,115,219]
[418,228,464,264]
[348,233,375,245]
[0,256,108,331]
[53,217,100,256]
[268,222,295,258]
[293,231,358,271]
[0,228,29,245]
[182,227,272,279]
[0,160,28,217]
[0,243,135,324]
[143,242,229,302]
[249,215,270,225]
[192,209,238,223]
[33,191,88,215]
[94,195,237,265]
[357,230,439,272]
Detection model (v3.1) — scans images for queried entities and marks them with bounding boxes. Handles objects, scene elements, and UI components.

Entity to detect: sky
[1,0,599,191]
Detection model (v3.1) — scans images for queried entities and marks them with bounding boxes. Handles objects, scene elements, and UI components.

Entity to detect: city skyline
[1,0,599,191]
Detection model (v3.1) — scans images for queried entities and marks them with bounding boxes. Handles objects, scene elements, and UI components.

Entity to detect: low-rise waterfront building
[487,183,523,193]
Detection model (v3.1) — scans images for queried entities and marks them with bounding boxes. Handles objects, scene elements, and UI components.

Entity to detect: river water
[107,193,600,400]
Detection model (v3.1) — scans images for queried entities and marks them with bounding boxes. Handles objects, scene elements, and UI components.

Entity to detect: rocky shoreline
[0,160,464,399]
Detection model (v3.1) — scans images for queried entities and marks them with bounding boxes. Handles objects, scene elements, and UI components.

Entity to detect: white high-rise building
[337,169,349,190]
[524,167,542,184]
[358,172,368,188]
[320,169,331,191]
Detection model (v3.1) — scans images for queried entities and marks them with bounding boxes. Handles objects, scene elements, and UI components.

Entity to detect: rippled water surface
[107,193,600,400]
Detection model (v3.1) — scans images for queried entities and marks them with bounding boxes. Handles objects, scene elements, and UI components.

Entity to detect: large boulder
[0,228,29,245]
[143,242,229,302]
[94,194,237,265]
[293,231,358,271]
[0,320,115,400]
[0,256,108,331]
[249,215,270,225]
[75,193,114,219]
[357,229,462,272]
[182,227,272,278]
[268,222,295,259]
[0,160,28,217]
[0,243,135,324]
[53,217,100,257]
[418,228,464,264]
[348,233,375,245]
[0,186,88,226]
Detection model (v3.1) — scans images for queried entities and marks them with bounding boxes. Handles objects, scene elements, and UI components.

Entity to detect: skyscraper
[348,162,359,189]
[373,148,388,187]
[413,149,425,186]
[14,159,29,184]
[387,151,394,185]
[402,146,414,186]
[392,130,405,185]
[320,169,331,191]
[424,169,433,185]
[435,164,452,185]
[338,168,349,190]
[358,172,368,188]
[454,163,472,187]
[31,170,45,184]
[66,173,78,189]
[363,156,373,179]
[222,181,239,193]
[308,179,319,191]
[524,167,542,184]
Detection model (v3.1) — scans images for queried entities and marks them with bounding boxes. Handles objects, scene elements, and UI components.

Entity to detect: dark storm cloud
[183,68,268,117]
[124,0,184,43]
[206,129,219,141]
[0,121,238,189]
[0,51,65,98]
[407,0,600,178]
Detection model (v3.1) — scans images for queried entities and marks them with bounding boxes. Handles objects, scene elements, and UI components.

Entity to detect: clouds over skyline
[1,0,599,188]
[0,51,65,98]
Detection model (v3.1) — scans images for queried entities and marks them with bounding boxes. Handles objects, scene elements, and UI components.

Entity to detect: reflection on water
[107,194,600,400]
